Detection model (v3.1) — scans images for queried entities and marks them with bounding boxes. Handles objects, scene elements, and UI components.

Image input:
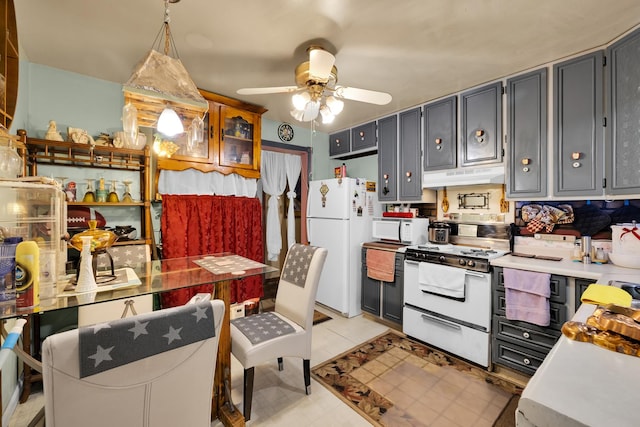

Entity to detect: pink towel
[503,268,551,327]
[366,249,395,282]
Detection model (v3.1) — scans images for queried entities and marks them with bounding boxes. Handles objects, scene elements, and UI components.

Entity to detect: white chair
[39,298,225,427]
[230,243,327,421]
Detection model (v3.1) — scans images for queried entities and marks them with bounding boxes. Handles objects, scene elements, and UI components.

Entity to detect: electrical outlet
[534,234,576,242]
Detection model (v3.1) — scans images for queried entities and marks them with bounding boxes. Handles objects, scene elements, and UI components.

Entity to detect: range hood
[422,165,505,188]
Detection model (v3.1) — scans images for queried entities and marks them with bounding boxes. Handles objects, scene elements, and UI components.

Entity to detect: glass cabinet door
[219,105,257,170]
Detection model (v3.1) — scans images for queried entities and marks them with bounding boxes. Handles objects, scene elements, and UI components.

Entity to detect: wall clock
[278,123,294,142]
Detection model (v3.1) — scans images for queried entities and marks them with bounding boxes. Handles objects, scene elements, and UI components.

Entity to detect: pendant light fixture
[123,0,207,145]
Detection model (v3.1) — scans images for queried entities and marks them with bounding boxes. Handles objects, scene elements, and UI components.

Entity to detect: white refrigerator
[307,177,380,317]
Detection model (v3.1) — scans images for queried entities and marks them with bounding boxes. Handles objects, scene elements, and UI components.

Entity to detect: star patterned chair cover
[40,299,225,427]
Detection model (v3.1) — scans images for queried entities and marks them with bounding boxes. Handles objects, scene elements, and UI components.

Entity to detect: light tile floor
[9,304,515,426]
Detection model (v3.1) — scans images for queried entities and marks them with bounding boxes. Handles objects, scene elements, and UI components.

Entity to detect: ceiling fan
[237,46,392,123]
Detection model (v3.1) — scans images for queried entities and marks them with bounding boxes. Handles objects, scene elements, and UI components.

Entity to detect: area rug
[313,310,332,325]
[312,330,522,427]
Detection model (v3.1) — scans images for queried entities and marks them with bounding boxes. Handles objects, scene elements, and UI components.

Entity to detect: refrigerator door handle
[306,217,312,243]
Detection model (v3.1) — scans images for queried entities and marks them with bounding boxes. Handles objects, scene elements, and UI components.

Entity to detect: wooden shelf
[68,201,144,207]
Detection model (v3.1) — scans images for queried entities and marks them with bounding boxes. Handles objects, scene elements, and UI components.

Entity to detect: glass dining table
[1,253,277,427]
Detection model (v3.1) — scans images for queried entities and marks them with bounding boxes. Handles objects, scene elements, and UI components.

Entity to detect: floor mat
[312,329,521,427]
[313,310,332,325]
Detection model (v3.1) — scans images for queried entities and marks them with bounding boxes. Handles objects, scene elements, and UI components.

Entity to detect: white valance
[158,169,257,197]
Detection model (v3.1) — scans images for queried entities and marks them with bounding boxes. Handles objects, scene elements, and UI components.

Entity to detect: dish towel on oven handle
[418,262,466,299]
[503,268,551,327]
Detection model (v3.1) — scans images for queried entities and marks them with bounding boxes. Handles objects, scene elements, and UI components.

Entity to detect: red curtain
[160,194,264,307]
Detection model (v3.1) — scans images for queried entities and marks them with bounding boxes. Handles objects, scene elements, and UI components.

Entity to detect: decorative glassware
[121,180,134,203]
[82,179,96,202]
[122,103,138,149]
[69,220,118,253]
[107,180,119,203]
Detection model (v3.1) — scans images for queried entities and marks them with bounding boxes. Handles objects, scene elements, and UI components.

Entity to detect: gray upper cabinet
[460,82,503,166]
[377,115,398,202]
[553,51,604,197]
[423,96,457,171]
[606,28,640,195]
[328,129,350,157]
[351,121,377,153]
[398,108,423,201]
[507,68,548,198]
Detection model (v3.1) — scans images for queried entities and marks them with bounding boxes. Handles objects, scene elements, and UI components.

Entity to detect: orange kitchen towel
[366,249,395,282]
[503,268,551,327]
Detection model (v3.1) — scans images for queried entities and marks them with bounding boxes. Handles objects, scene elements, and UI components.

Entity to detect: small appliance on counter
[609,222,640,268]
[372,217,429,245]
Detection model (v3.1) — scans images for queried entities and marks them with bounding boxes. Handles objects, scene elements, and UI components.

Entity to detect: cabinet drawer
[492,337,547,376]
[494,268,567,304]
[493,290,567,330]
[492,316,561,351]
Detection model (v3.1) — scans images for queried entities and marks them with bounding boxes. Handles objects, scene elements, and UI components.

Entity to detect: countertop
[490,253,639,281]
[492,255,640,426]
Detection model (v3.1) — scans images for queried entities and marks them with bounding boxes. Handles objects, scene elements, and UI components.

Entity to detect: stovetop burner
[405,244,509,272]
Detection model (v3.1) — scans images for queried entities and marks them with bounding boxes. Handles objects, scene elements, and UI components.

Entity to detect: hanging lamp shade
[123,49,208,128]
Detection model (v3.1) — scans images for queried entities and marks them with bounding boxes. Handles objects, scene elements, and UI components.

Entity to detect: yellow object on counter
[581,283,632,307]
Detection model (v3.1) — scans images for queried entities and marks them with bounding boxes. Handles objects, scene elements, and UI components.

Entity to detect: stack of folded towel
[503,268,551,326]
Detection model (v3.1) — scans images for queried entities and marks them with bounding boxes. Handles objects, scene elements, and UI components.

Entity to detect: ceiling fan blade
[308,48,335,81]
[237,86,298,95]
[334,86,392,105]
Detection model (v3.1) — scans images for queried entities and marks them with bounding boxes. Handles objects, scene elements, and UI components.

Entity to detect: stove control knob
[459,259,466,266]
[467,260,475,267]
[438,255,446,262]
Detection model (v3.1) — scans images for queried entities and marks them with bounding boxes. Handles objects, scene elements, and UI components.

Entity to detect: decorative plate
[278,123,294,142]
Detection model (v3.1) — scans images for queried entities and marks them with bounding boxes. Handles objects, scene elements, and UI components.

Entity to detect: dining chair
[38,298,225,427]
[230,243,327,421]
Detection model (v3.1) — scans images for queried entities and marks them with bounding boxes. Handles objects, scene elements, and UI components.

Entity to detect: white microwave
[372,217,429,245]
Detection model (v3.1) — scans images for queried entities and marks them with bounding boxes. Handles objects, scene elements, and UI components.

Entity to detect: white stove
[402,243,508,367]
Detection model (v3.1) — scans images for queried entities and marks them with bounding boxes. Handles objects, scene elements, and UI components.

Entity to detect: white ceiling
[14,0,640,133]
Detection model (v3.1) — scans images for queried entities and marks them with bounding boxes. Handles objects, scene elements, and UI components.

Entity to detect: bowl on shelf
[608,252,640,269]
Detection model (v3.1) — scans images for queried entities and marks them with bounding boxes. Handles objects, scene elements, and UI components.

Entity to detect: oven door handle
[464,271,488,278]
[405,260,419,266]
[420,312,462,330]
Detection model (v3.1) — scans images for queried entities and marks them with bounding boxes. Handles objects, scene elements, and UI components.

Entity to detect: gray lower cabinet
[398,108,422,200]
[575,278,594,312]
[506,68,547,198]
[460,82,503,166]
[351,121,377,153]
[377,115,398,202]
[423,96,457,171]
[553,50,604,197]
[361,248,404,325]
[607,27,640,195]
[329,129,350,157]
[491,267,567,376]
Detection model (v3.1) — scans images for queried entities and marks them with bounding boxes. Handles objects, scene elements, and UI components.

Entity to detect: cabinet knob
[406,171,412,182]
[359,131,365,140]
[571,152,581,160]
[521,158,530,165]
[383,173,389,182]
[474,129,486,143]
[335,138,341,146]
[435,138,443,150]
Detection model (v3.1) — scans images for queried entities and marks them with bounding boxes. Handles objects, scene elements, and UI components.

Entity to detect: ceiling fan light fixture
[290,109,305,121]
[325,95,344,115]
[302,100,320,122]
[320,105,335,124]
[157,107,184,137]
[292,92,310,111]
